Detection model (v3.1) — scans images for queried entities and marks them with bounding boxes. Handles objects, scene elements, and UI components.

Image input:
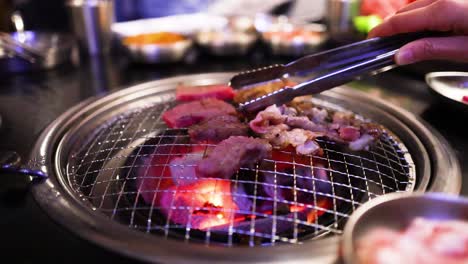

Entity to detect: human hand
[368,0,468,65]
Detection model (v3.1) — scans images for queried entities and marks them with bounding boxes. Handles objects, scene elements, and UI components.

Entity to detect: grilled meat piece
[270,128,322,156]
[249,104,287,134]
[162,98,237,128]
[285,115,328,132]
[251,99,383,152]
[250,105,324,155]
[288,96,329,123]
[188,115,249,143]
[329,112,383,151]
[234,78,297,104]
[197,136,272,179]
[339,126,361,141]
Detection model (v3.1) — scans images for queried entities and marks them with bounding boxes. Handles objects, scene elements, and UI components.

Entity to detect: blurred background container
[326,0,362,44]
[0,0,419,65]
[67,0,114,55]
[0,0,325,30]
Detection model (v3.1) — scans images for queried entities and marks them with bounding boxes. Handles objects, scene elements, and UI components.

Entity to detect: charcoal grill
[24,73,460,263]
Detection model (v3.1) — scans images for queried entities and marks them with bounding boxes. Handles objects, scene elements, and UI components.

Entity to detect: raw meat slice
[176,84,235,101]
[357,218,468,264]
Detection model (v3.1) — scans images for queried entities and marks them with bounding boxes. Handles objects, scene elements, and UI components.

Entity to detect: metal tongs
[231,31,442,113]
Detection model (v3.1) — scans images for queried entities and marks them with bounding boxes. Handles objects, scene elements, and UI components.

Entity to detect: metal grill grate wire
[67,96,415,247]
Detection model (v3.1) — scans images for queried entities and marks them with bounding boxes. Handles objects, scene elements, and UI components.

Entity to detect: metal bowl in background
[255,14,327,56]
[224,15,257,34]
[342,192,468,264]
[261,23,327,56]
[195,29,257,56]
[194,15,258,56]
[121,36,193,64]
[0,31,77,73]
[326,0,365,44]
[425,71,468,112]
[111,13,228,39]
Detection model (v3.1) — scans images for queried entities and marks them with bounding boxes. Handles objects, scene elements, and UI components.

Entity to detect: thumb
[396,36,468,65]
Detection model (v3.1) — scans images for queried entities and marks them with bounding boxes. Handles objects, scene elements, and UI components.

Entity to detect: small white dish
[425,71,468,108]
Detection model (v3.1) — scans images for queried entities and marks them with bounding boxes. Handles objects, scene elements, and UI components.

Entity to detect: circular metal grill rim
[62,92,417,246]
[28,73,461,264]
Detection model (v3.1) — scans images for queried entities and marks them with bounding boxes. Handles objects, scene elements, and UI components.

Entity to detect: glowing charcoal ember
[269,147,311,172]
[262,149,331,203]
[159,179,241,230]
[287,198,331,223]
[305,198,332,223]
[136,145,192,204]
[231,183,253,213]
[176,84,235,102]
[169,151,204,186]
[262,167,331,204]
[296,164,332,196]
[211,198,333,235]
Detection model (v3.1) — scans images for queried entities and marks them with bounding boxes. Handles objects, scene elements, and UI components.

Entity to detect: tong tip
[238,86,294,113]
[229,64,285,90]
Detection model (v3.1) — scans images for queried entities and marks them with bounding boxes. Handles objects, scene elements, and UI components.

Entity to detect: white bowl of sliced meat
[342,192,468,264]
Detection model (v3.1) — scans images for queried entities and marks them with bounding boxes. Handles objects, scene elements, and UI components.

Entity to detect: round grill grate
[66,92,415,247]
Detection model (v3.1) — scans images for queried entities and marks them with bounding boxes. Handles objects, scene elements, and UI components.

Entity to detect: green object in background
[353,15,383,34]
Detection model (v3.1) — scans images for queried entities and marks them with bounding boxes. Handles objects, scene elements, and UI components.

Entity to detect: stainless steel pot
[326,0,363,44]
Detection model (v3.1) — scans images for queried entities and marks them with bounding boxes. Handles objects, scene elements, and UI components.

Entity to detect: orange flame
[160,179,242,230]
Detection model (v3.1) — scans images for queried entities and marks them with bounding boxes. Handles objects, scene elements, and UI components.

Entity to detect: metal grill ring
[29,73,459,263]
[66,94,415,247]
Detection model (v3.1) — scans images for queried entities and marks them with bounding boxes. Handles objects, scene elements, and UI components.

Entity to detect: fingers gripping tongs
[230,31,440,113]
